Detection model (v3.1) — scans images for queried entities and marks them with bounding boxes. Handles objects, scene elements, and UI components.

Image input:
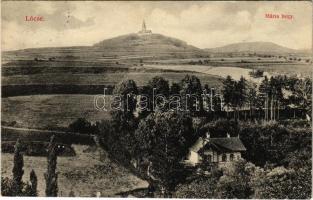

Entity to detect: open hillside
[205,41,307,54]
[93,33,205,57]
[3,33,207,61]
[2,145,148,197]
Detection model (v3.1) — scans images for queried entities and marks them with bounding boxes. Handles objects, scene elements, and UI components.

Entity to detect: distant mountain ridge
[3,33,207,59]
[205,42,308,54]
[4,35,310,60]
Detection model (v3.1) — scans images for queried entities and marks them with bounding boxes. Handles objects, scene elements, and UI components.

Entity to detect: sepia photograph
[1,1,312,198]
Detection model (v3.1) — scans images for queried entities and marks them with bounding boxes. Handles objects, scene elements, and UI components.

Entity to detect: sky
[2,1,312,51]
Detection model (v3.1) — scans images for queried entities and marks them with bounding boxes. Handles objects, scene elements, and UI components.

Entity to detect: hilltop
[93,33,205,57]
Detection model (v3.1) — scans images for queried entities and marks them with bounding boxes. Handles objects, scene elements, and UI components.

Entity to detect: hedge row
[2,127,95,145]
[2,84,114,97]
[1,141,76,157]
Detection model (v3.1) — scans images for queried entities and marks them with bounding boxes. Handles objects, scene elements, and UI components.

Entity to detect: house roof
[209,137,246,152]
[189,136,246,153]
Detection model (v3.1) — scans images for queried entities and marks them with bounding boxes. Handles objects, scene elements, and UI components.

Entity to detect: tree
[146,76,170,112]
[112,79,138,118]
[69,118,94,134]
[293,77,312,116]
[12,139,24,195]
[148,76,170,97]
[134,111,196,194]
[235,76,247,119]
[111,79,139,137]
[170,82,181,95]
[258,76,270,121]
[29,170,38,196]
[180,75,203,114]
[45,135,58,197]
[247,84,259,119]
[268,76,284,121]
[222,76,236,118]
[106,80,139,162]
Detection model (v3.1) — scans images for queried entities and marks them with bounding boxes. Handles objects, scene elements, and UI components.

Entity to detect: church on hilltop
[138,20,152,35]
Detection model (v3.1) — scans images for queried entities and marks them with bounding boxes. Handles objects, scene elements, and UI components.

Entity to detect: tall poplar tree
[12,139,24,195]
[45,135,58,197]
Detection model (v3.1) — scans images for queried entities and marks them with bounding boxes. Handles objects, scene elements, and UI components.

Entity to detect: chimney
[227,133,230,138]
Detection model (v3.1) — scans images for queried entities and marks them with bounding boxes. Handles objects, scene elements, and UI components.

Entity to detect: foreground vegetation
[2,72,311,198]
[85,73,311,198]
[1,143,148,196]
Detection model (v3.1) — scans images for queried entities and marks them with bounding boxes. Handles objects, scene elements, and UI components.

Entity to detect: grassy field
[2,95,112,129]
[2,71,223,88]
[2,126,95,145]
[244,64,312,77]
[145,63,312,81]
[145,64,259,81]
[1,145,148,197]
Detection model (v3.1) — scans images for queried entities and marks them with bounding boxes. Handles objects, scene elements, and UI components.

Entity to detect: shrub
[69,118,96,134]
[2,126,95,145]
[1,141,76,157]
[253,166,311,199]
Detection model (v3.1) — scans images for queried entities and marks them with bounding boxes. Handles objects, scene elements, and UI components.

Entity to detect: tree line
[222,75,311,121]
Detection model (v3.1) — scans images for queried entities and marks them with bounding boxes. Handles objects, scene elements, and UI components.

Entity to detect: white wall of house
[202,151,242,163]
[187,150,243,166]
[188,151,199,164]
[217,152,241,162]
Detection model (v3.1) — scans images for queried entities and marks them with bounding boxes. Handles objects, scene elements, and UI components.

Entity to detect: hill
[3,33,207,61]
[93,33,204,56]
[205,42,302,54]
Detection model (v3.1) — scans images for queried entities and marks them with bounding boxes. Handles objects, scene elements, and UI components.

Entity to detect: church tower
[142,20,147,32]
[138,19,152,35]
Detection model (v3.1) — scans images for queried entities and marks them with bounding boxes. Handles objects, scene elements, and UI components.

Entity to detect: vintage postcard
[1,1,312,198]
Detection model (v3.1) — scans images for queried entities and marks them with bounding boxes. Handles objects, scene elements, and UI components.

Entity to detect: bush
[1,141,76,157]
[69,118,97,134]
[175,169,222,198]
[253,166,311,199]
[0,177,33,196]
[239,122,311,167]
[2,127,95,145]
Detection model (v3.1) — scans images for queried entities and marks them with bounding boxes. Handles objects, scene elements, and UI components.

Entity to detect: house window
[230,154,234,161]
[222,154,227,162]
[203,154,212,163]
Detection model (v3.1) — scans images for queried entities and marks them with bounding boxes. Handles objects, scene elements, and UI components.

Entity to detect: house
[184,133,246,168]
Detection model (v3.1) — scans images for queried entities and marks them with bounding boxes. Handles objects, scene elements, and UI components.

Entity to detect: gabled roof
[209,137,246,152]
[189,136,246,153]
